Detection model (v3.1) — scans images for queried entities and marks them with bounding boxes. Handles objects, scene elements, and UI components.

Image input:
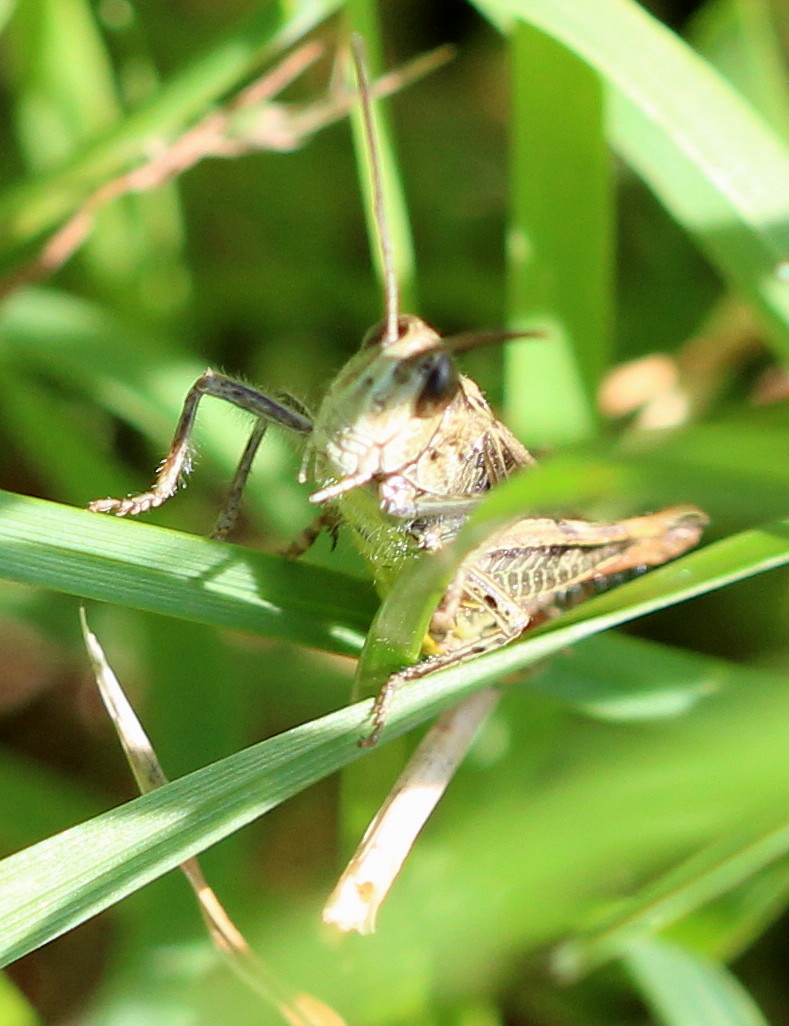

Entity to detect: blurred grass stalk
[505,20,611,447]
[477,0,789,360]
[0,0,342,266]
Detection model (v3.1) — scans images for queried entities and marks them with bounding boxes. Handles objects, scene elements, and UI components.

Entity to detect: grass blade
[624,937,771,1026]
[0,0,341,262]
[474,0,789,357]
[556,808,789,977]
[506,20,611,445]
[0,491,375,655]
[0,507,786,966]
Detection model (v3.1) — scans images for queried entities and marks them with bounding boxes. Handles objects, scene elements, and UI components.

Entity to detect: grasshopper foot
[88,491,169,516]
[358,657,435,748]
[358,673,402,748]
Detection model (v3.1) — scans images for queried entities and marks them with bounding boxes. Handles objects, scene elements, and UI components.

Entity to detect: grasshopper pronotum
[90,39,707,748]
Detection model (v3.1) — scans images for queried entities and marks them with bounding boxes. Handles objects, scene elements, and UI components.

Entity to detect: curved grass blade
[0,509,782,969]
[555,807,789,979]
[624,937,771,1026]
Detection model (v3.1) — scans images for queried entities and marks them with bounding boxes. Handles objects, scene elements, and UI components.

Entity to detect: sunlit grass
[0,1,788,1024]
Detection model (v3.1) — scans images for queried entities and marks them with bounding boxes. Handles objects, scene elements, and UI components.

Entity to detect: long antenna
[351,34,400,346]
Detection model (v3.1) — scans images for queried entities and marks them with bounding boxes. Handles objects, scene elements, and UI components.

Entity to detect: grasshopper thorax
[302,314,461,504]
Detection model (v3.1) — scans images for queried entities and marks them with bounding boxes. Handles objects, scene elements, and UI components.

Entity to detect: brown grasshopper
[90,40,707,745]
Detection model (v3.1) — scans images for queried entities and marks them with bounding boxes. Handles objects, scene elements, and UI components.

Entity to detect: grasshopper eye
[414,353,459,417]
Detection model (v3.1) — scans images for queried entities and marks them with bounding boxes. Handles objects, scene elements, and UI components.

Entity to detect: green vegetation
[0,1,788,1023]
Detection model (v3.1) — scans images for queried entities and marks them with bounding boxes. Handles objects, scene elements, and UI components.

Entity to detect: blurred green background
[0,1,789,1024]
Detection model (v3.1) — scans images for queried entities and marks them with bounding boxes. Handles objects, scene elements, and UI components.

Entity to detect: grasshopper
[90,40,707,745]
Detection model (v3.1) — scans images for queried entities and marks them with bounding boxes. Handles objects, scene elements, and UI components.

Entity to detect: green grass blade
[624,937,771,1026]
[0,508,786,967]
[532,632,722,721]
[472,437,789,529]
[556,808,789,977]
[0,0,17,34]
[690,0,789,137]
[8,0,121,169]
[506,20,611,445]
[0,491,375,655]
[0,698,373,969]
[5,0,190,312]
[1,424,782,674]
[474,0,789,358]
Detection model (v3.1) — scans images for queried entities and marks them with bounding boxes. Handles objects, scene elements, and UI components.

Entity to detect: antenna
[350,34,400,346]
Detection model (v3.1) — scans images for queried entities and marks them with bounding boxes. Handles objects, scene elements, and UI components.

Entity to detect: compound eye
[414,352,459,417]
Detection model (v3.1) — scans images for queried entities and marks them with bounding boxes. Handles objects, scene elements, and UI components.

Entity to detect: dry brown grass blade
[79,608,348,1026]
[0,42,452,302]
[323,688,500,934]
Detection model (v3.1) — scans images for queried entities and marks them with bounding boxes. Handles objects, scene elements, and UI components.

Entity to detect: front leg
[90,370,312,532]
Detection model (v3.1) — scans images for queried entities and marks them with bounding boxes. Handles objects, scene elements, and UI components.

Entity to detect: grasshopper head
[302,314,462,503]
